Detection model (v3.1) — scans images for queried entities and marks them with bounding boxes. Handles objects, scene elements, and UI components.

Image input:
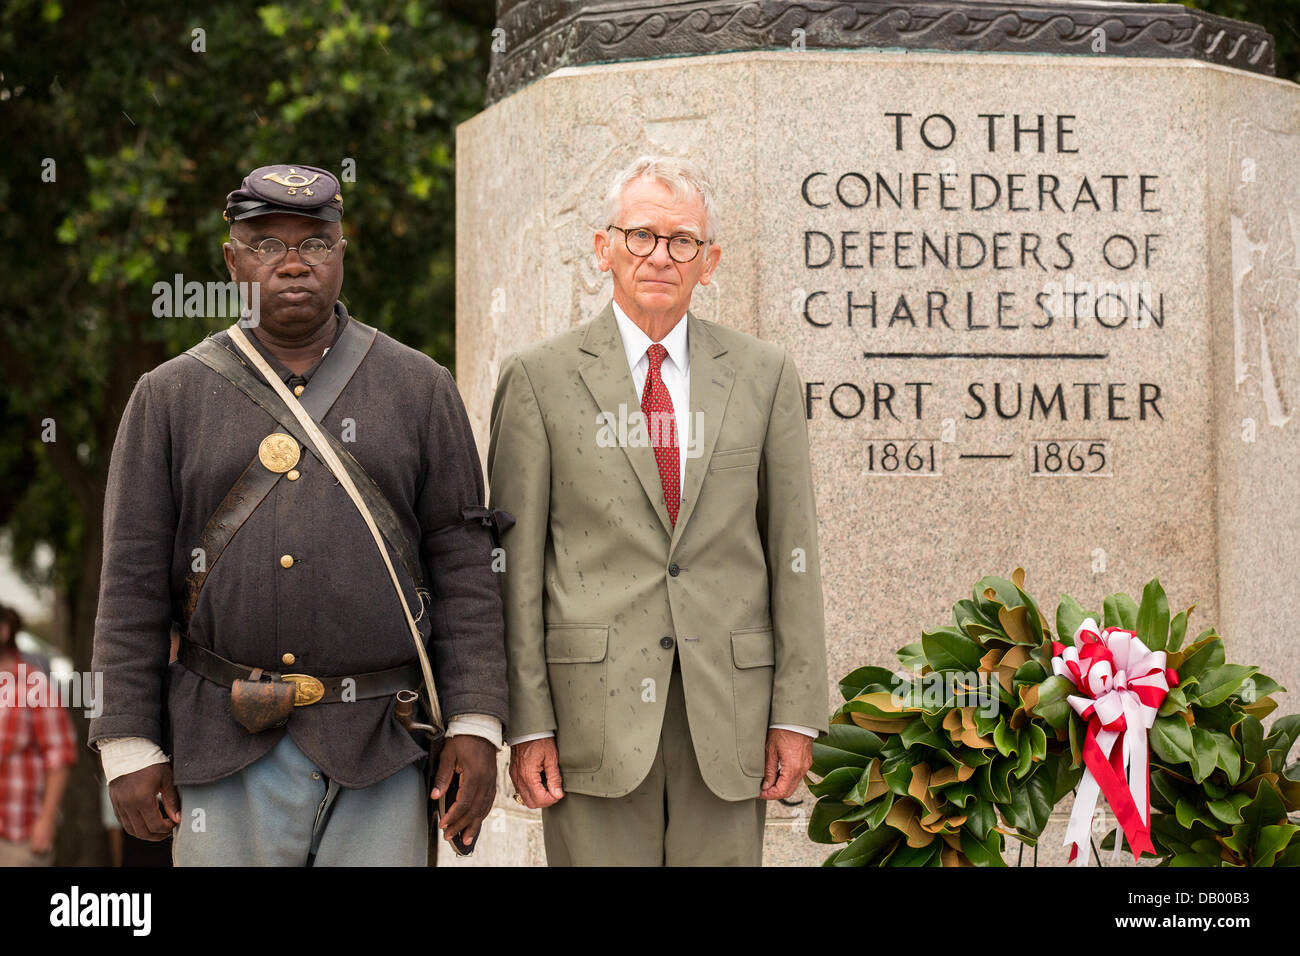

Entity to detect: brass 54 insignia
[261,167,320,196]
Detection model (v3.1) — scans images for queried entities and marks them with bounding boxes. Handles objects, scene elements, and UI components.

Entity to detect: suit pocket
[544,624,608,772]
[709,445,760,472]
[730,626,775,777]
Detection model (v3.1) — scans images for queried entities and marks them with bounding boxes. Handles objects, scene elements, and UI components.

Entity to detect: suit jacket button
[668,563,680,577]
[660,636,674,650]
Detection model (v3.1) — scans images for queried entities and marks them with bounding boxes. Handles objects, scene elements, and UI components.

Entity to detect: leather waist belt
[178,637,422,706]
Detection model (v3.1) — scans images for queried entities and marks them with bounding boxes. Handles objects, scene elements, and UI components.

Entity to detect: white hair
[602,155,721,241]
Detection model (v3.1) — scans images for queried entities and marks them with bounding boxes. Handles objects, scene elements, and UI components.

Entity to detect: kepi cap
[225,164,343,223]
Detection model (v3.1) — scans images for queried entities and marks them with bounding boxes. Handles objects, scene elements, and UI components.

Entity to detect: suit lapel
[578,303,675,536]
[671,315,733,551]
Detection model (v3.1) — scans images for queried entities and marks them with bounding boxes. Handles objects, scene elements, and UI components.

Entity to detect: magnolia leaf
[1233,715,1265,778]
[1243,698,1279,721]
[1151,768,1186,812]
[1026,675,1075,731]
[993,718,1018,756]
[1265,715,1300,768]
[960,827,1006,867]
[1158,685,1190,718]
[806,765,862,800]
[1013,585,1048,645]
[1011,659,1047,687]
[1191,664,1259,708]
[952,598,998,633]
[964,797,996,841]
[997,604,1036,647]
[896,642,926,671]
[846,760,891,806]
[1212,730,1242,785]
[1136,578,1170,651]
[863,792,895,830]
[1253,825,1299,867]
[1189,727,1219,783]
[1012,741,1035,780]
[830,824,898,867]
[1003,768,1055,836]
[1175,797,1219,830]
[1243,674,1284,701]
[839,665,901,701]
[1151,714,1195,765]
[848,712,912,734]
[1177,636,1226,683]
[1028,723,1048,762]
[1055,595,1091,647]
[1230,779,1288,860]
[1103,592,1138,631]
[907,764,939,813]
[921,626,984,672]
[1168,605,1192,653]
[1067,708,1083,768]
[882,840,940,867]
[885,798,935,849]
[899,718,945,750]
[975,576,1024,615]
[881,753,923,796]
[811,723,883,775]
[808,797,854,843]
[1152,813,1195,857]
[1207,792,1252,826]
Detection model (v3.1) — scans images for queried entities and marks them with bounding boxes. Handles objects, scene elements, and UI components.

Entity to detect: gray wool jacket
[88,305,508,787]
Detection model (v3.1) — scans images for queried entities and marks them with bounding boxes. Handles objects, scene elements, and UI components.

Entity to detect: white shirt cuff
[770,723,819,738]
[97,737,170,783]
[445,713,504,750]
[506,730,555,747]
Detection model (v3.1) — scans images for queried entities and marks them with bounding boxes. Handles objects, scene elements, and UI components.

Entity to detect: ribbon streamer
[1050,619,1177,865]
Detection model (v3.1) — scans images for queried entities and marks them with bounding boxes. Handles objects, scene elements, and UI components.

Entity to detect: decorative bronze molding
[488,0,1277,103]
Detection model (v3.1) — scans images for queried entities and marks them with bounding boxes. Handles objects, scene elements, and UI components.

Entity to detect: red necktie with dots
[642,343,680,526]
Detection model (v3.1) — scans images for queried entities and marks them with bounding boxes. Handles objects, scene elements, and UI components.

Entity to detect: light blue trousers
[172,733,427,866]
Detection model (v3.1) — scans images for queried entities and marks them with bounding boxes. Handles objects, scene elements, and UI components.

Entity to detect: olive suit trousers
[541,666,767,866]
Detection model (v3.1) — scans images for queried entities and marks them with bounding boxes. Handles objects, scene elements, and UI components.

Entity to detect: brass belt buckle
[280,673,325,706]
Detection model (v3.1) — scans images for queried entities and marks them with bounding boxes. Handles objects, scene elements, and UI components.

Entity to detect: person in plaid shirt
[0,604,76,866]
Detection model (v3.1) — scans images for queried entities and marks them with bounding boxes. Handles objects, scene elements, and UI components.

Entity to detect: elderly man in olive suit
[488,155,829,866]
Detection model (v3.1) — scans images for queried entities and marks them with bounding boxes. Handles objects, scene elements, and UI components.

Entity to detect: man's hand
[508,737,564,809]
[431,735,497,850]
[108,763,181,841]
[29,812,56,856]
[759,728,814,801]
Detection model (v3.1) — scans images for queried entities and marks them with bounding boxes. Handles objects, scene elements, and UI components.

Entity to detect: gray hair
[602,155,721,241]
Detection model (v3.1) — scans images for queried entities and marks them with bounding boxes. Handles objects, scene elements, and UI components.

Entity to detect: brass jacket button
[282,652,296,666]
[280,554,294,569]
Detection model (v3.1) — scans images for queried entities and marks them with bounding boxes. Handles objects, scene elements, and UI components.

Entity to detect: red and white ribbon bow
[1051,619,1177,865]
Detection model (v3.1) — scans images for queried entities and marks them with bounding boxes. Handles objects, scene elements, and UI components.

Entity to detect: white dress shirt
[507,302,817,746]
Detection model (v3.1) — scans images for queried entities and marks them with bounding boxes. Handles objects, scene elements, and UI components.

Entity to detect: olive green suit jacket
[488,302,828,800]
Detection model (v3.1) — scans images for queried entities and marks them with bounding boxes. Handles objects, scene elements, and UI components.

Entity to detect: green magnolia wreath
[807,570,1300,866]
